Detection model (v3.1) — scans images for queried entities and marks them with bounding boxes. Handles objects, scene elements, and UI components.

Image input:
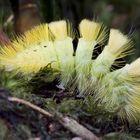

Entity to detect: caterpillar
[0,19,139,122]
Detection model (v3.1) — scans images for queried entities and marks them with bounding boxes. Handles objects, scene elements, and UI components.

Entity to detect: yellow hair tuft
[49,20,74,41]
[79,19,108,43]
[17,24,50,46]
[127,58,140,76]
[107,29,133,58]
[0,24,58,74]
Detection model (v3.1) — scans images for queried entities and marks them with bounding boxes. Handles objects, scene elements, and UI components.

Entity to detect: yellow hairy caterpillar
[0,19,139,122]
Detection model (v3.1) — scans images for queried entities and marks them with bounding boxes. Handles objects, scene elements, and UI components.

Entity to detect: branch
[8,97,53,117]
[55,112,101,140]
[8,97,101,140]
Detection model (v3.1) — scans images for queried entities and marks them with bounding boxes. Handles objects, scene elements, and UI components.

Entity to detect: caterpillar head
[0,24,58,74]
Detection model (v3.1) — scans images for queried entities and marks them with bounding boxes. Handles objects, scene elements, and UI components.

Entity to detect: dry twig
[8,97,101,140]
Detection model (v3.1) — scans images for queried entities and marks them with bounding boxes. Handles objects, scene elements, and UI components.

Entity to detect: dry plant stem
[8,97,53,117]
[55,112,101,140]
[8,97,100,140]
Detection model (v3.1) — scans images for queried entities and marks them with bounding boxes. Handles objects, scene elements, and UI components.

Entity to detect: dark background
[0,1,140,139]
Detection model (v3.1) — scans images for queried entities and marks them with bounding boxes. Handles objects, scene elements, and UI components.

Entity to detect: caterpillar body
[0,19,139,122]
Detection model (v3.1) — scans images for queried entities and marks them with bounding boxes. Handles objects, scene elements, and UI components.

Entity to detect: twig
[55,112,101,140]
[8,97,101,140]
[8,97,53,117]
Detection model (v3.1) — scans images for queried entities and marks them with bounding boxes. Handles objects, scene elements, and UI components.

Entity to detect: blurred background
[0,1,140,139]
[0,0,140,60]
